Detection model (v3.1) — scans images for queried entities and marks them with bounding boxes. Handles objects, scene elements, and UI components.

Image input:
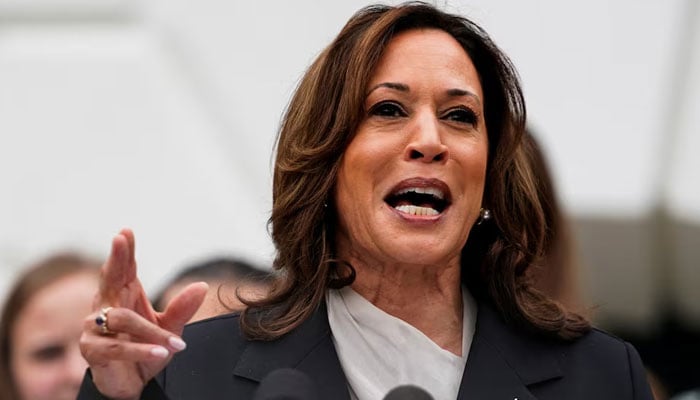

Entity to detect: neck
[348,258,465,356]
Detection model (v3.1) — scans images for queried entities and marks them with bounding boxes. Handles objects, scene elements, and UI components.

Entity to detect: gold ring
[95,307,114,335]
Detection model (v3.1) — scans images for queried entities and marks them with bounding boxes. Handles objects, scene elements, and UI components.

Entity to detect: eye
[442,107,478,126]
[368,101,407,118]
[31,345,65,362]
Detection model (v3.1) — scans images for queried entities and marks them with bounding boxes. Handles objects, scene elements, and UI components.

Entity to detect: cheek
[449,147,488,223]
[334,160,384,252]
[334,179,370,237]
[456,146,488,189]
[335,154,375,218]
[12,357,63,399]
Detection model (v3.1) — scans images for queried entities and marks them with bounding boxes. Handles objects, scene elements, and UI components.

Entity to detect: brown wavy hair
[241,2,590,341]
[0,252,101,400]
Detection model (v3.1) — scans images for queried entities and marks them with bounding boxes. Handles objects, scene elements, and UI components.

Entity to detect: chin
[384,239,462,267]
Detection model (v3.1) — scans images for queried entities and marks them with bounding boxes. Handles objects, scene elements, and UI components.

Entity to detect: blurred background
[0,0,697,395]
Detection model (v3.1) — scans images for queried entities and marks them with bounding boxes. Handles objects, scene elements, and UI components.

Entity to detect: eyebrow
[446,88,482,105]
[366,82,482,106]
[367,82,409,94]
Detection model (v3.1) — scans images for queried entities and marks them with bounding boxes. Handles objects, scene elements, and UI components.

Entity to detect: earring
[476,208,491,225]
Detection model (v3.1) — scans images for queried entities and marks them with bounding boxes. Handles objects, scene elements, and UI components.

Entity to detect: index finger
[121,228,136,269]
[98,229,138,306]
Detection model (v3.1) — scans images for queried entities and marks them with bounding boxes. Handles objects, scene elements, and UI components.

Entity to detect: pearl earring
[476,208,491,225]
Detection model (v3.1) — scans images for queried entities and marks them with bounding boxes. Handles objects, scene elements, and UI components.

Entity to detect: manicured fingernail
[151,346,169,359]
[169,336,187,351]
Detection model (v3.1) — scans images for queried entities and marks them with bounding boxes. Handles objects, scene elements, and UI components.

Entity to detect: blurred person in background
[521,131,674,399]
[522,130,585,314]
[0,252,100,400]
[152,257,270,322]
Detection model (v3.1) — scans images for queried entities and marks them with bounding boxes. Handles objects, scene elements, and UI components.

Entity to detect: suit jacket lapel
[232,303,350,400]
[232,299,564,400]
[458,302,564,400]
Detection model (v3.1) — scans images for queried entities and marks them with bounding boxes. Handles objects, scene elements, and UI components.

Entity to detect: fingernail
[151,346,169,359]
[169,336,187,351]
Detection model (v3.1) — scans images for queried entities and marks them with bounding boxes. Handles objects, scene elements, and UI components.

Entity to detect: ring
[95,307,114,335]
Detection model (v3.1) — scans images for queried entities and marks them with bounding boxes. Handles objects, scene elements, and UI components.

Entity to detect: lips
[384,178,451,216]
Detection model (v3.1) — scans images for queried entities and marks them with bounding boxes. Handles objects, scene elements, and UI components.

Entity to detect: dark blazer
[79,302,653,399]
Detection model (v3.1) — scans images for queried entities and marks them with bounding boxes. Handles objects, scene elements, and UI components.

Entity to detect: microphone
[253,368,319,400]
[383,385,435,400]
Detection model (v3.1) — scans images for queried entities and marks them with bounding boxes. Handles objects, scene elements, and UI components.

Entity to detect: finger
[99,231,137,305]
[120,228,137,272]
[80,334,171,366]
[159,282,209,334]
[83,308,187,352]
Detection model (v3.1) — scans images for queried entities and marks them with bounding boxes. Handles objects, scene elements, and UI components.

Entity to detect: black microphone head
[383,385,435,400]
[253,368,318,400]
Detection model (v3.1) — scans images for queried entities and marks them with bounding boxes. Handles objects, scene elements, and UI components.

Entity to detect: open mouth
[384,182,450,216]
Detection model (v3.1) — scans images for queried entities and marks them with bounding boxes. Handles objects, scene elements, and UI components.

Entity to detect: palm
[100,281,168,393]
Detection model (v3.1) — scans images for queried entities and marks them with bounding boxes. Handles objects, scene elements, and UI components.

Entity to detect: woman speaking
[78,3,653,399]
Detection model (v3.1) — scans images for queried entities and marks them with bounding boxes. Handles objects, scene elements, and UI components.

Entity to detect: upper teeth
[395,205,439,216]
[395,187,444,200]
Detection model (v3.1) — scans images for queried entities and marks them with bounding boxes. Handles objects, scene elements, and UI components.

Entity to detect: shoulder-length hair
[241,1,589,341]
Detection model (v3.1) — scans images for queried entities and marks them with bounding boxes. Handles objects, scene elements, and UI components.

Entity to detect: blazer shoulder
[559,328,653,399]
[183,311,244,337]
[179,311,248,356]
[167,313,246,374]
[570,327,639,361]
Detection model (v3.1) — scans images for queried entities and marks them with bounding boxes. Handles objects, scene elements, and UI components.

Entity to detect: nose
[404,112,449,163]
[65,344,89,386]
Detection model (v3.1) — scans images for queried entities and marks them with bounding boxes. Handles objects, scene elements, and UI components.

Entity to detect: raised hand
[79,229,208,400]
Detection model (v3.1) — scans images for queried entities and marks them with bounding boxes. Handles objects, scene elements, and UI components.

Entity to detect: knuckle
[78,335,91,356]
[78,332,89,347]
[80,342,101,363]
[103,341,125,358]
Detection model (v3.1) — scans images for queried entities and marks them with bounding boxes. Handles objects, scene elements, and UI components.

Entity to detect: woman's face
[334,28,488,268]
[10,272,97,400]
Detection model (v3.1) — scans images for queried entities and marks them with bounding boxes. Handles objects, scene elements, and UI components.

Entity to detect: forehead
[20,273,96,324]
[368,28,482,98]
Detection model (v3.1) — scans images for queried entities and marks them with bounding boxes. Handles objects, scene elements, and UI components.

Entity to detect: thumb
[159,282,209,334]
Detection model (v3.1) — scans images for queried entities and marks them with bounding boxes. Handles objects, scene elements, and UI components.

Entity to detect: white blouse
[326,286,477,400]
